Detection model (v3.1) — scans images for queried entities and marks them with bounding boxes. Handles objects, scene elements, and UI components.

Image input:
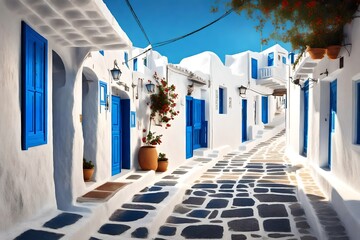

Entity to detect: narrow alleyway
[13,131,349,240]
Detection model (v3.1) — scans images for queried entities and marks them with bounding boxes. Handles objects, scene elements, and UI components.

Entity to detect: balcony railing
[258,66,287,83]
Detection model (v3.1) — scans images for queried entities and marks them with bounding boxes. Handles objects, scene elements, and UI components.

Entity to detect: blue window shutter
[133,58,138,71]
[288,52,295,64]
[99,50,104,56]
[21,21,48,150]
[251,58,258,79]
[99,81,107,106]
[121,99,131,169]
[219,88,224,114]
[282,56,286,64]
[124,52,128,67]
[143,58,147,67]
[357,82,360,144]
[268,52,274,66]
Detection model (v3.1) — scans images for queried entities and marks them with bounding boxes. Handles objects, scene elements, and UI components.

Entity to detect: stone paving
[13,130,350,240]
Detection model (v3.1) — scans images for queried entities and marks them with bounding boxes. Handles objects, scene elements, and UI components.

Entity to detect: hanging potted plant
[157,152,168,172]
[83,158,95,181]
[138,72,179,171]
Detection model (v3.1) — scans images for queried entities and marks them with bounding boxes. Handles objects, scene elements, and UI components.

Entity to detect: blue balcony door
[111,96,122,175]
[328,80,337,168]
[242,99,247,142]
[303,81,309,156]
[261,96,269,124]
[186,97,207,159]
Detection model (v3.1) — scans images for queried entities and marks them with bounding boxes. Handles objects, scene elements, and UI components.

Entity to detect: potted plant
[157,152,169,172]
[138,72,179,171]
[83,158,94,181]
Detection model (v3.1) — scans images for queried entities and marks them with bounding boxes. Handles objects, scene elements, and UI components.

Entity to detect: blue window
[219,88,224,114]
[288,52,295,64]
[282,56,286,64]
[99,81,107,106]
[356,82,360,144]
[133,58,138,71]
[124,52,129,67]
[21,22,48,150]
[143,58,147,67]
[99,50,104,56]
[268,52,274,66]
[251,58,258,79]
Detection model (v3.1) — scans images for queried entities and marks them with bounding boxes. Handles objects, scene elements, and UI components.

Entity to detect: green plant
[158,152,168,161]
[83,158,94,169]
[142,129,162,145]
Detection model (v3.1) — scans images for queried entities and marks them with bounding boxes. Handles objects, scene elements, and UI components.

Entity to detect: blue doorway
[186,97,207,159]
[242,99,247,142]
[261,96,269,124]
[328,80,337,168]
[303,81,309,156]
[111,96,121,175]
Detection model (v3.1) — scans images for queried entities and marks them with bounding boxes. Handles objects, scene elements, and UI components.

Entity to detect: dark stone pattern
[228,218,260,231]
[257,204,288,217]
[206,199,229,208]
[233,198,255,207]
[98,223,130,236]
[166,216,201,224]
[263,219,291,232]
[181,225,224,239]
[132,191,169,204]
[183,197,206,205]
[109,209,148,222]
[15,230,64,240]
[131,227,148,238]
[254,194,297,202]
[158,226,176,236]
[43,212,83,229]
[221,208,253,218]
[122,203,156,210]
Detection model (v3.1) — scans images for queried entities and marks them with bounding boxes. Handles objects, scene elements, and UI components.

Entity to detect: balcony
[292,51,321,80]
[256,66,288,89]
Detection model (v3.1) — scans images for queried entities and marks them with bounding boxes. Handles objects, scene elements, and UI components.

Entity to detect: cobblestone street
[87,131,342,240]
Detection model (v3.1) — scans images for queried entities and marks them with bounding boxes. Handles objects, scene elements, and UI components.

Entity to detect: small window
[124,52,129,67]
[282,56,286,64]
[99,81,107,106]
[133,58,138,71]
[268,52,274,66]
[21,22,48,150]
[219,87,227,114]
[251,58,258,79]
[99,50,104,56]
[143,58,147,67]
[356,82,360,144]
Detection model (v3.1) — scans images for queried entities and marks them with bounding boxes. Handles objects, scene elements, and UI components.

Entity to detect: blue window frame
[133,58,138,71]
[21,22,48,150]
[251,58,258,79]
[99,81,107,106]
[357,82,360,144]
[99,50,104,56]
[219,88,224,114]
[268,52,274,66]
[124,52,129,67]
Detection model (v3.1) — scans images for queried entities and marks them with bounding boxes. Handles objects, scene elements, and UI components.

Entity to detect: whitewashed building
[286,14,360,239]
[0,0,132,230]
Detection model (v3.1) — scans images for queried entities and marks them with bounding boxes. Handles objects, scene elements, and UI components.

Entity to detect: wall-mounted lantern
[110,60,122,81]
[145,82,155,94]
[290,77,318,90]
[238,85,247,98]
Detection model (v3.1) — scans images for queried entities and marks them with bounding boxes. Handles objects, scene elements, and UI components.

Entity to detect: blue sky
[103,0,292,64]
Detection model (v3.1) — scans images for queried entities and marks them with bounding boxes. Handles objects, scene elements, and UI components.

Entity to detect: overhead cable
[125,0,152,45]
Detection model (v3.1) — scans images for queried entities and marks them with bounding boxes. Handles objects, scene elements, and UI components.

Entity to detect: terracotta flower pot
[326,45,341,60]
[138,146,158,171]
[83,168,94,181]
[307,47,326,60]
[157,160,168,172]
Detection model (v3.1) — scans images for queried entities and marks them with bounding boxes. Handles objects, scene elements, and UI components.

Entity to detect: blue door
[261,96,269,124]
[328,80,337,168]
[303,81,309,156]
[242,99,247,142]
[186,97,193,159]
[186,97,207,159]
[111,96,121,175]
